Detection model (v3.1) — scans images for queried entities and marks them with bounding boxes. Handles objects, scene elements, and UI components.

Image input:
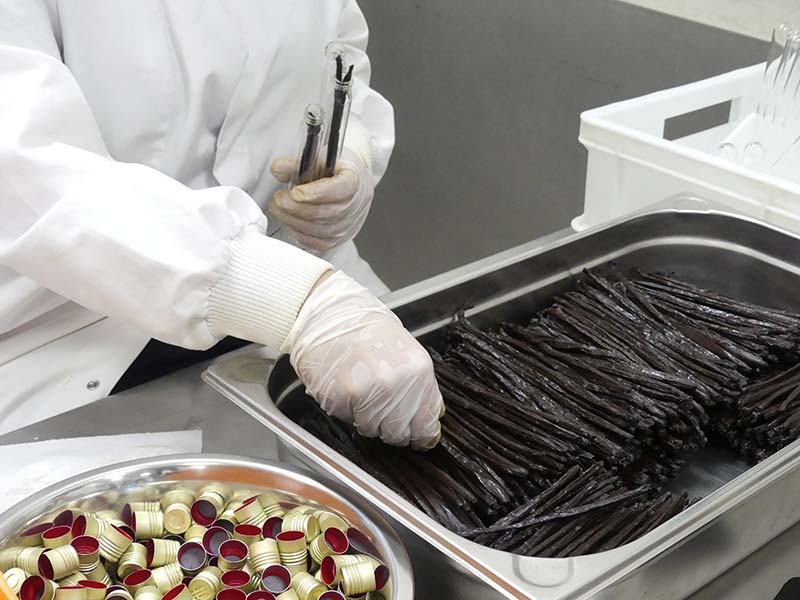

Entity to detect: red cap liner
[38,554,54,580]
[275,531,303,543]
[216,590,245,600]
[121,504,133,527]
[323,528,348,554]
[345,528,380,559]
[191,500,218,526]
[21,523,53,538]
[234,498,257,513]
[245,593,276,600]
[261,518,282,540]
[219,571,249,589]
[218,540,247,562]
[20,576,47,600]
[177,542,206,572]
[42,525,71,541]
[202,527,230,557]
[233,524,260,538]
[71,536,100,555]
[145,540,155,567]
[71,516,87,537]
[374,565,390,590]
[123,570,152,587]
[53,511,75,528]
[78,582,106,590]
[259,566,290,594]
[162,584,187,600]
[320,557,336,587]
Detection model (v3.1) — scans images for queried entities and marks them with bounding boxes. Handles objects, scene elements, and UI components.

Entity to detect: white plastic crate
[573,63,800,232]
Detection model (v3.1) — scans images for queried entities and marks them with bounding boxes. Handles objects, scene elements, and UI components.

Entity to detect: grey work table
[0,354,798,600]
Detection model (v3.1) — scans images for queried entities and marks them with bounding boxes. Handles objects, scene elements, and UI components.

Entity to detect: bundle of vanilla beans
[297,267,800,557]
[720,362,800,461]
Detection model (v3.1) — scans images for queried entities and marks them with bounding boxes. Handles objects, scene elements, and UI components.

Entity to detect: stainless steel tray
[204,209,800,600]
[0,455,414,599]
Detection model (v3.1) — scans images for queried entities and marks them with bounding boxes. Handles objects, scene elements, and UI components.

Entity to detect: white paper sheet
[0,430,203,513]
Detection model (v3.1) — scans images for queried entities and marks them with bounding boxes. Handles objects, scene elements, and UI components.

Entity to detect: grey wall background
[355,0,767,289]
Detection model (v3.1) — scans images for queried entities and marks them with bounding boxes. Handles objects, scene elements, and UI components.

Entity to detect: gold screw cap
[18,523,54,548]
[132,513,164,541]
[98,525,133,563]
[161,583,193,600]
[280,516,318,544]
[249,540,279,573]
[133,585,161,600]
[219,570,250,591]
[187,566,222,600]
[84,562,112,586]
[162,505,191,536]
[71,536,100,573]
[54,586,88,600]
[78,580,107,600]
[42,526,73,549]
[177,542,207,576]
[216,540,248,573]
[20,576,58,600]
[151,563,183,594]
[3,568,27,594]
[260,565,291,595]
[0,547,23,571]
[231,525,261,547]
[39,545,81,580]
[160,490,195,512]
[146,539,179,568]
[307,529,348,565]
[117,543,148,580]
[289,573,326,600]
[123,569,154,593]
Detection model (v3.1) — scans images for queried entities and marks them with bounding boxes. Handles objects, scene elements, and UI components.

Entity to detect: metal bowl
[0,453,413,599]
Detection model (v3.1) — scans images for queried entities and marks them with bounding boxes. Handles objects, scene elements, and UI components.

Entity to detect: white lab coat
[0,0,395,435]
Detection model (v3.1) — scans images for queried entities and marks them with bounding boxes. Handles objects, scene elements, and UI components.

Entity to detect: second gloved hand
[269,149,373,252]
[282,270,443,450]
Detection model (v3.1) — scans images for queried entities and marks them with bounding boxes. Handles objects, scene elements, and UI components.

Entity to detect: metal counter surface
[0,353,796,599]
[0,352,280,459]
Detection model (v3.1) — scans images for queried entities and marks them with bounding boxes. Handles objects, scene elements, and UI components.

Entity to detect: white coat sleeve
[0,2,332,351]
[336,0,396,186]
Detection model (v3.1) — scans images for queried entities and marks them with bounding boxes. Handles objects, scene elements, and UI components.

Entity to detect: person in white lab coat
[0,1,443,449]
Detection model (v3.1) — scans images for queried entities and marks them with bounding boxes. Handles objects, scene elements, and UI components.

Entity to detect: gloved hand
[282,270,443,450]
[269,148,374,252]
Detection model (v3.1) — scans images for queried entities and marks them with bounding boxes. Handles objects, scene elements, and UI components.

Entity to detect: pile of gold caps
[1,485,391,600]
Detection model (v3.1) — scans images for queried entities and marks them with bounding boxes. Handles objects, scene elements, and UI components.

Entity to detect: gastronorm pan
[205,208,800,599]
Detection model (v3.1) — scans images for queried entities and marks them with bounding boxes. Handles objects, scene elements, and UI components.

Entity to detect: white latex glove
[282,270,443,450]
[269,149,374,252]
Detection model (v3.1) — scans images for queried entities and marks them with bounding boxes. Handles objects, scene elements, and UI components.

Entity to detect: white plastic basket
[574,63,800,232]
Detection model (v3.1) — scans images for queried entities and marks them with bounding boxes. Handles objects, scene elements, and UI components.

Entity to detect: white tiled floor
[619,0,800,41]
